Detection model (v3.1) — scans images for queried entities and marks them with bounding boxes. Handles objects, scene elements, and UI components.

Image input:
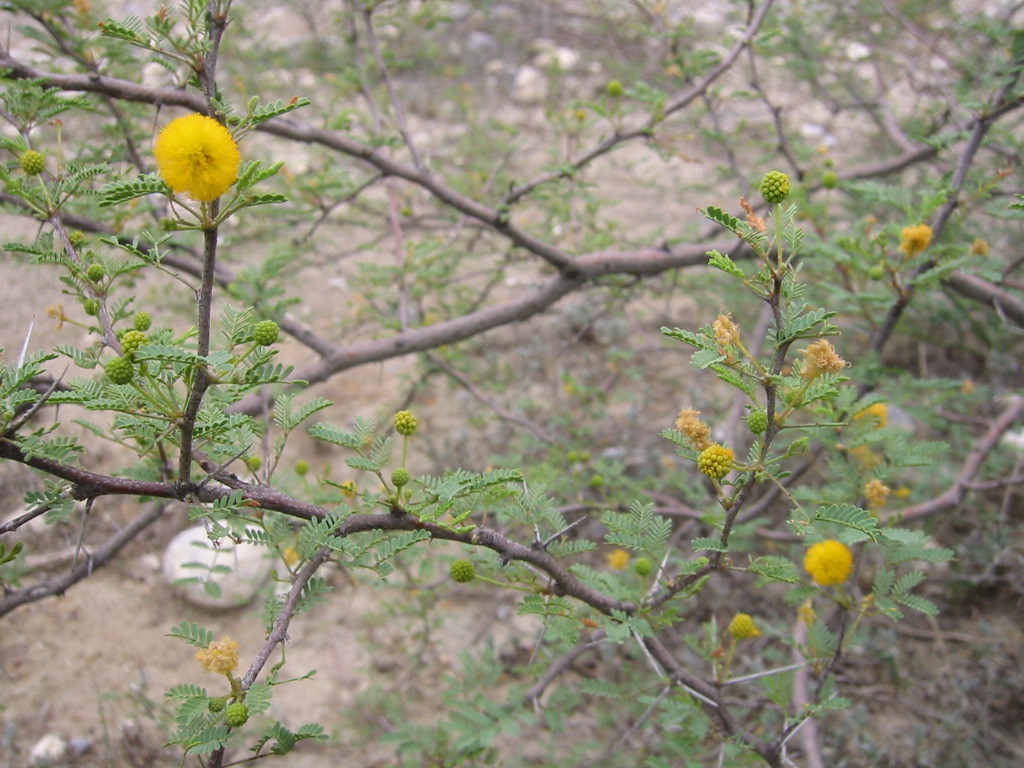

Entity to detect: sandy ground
[2,1,1024,767]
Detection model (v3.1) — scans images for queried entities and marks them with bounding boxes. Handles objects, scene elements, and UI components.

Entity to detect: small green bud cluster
[747,409,769,435]
[20,150,45,175]
[759,171,791,204]
[252,320,280,346]
[120,329,147,356]
[134,312,152,331]
[83,299,101,316]
[394,410,418,436]
[294,459,310,477]
[85,263,105,282]
[450,559,476,583]
[634,557,653,576]
[821,171,839,189]
[225,701,249,728]
[606,79,624,98]
[105,356,135,385]
[208,696,227,713]
[391,467,410,487]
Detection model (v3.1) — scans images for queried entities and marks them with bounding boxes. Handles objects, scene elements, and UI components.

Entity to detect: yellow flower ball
[154,113,241,201]
[854,402,888,428]
[727,612,761,640]
[899,223,933,258]
[606,548,630,570]
[804,539,854,586]
[195,636,240,676]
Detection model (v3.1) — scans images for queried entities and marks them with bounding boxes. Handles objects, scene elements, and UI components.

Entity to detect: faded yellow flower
[45,303,68,330]
[849,445,882,470]
[969,238,989,257]
[154,113,241,201]
[799,339,848,379]
[606,548,630,570]
[864,478,891,510]
[797,598,817,626]
[195,636,240,676]
[674,407,712,451]
[713,313,741,349]
[804,539,854,586]
[282,546,300,567]
[899,223,933,258]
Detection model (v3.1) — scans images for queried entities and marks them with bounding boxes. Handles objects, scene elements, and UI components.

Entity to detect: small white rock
[534,46,580,71]
[512,66,547,104]
[29,734,67,766]
[845,41,872,61]
[162,525,271,609]
[1003,430,1024,452]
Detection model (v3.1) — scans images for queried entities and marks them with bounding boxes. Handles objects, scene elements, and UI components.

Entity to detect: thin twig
[0,502,168,618]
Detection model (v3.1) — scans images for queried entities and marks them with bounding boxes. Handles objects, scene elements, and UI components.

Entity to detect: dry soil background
[1,1,1023,767]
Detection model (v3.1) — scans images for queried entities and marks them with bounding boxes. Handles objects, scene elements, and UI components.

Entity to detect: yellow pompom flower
[854,402,888,428]
[727,613,761,640]
[606,548,631,570]
[154,113,241,201]
[195,636,240,676]
[804,539,854,586]
[899,223,933,258]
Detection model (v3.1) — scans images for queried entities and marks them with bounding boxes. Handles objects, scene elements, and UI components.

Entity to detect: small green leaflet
[707,250,745,278]
[701,205,742,234]
[168,621,214,648]
[815,503,878,540]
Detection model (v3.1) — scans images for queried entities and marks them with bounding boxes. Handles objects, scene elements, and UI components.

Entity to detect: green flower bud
[821,171,839,189]
[450,559,476,583]
[747,409,769,435]
[252,320,280,346]
[391,467,410,487]
[83,298,101,316]
[85,263,105,282]
[208,696,227,713]
[606,79,624,97]
[394,410,418,436]
[20,150,45,175]
[225,701,249,728]
[634,557,653,576]
[105,356,135,385]
[294,459,310,477]
[133,311,152,331]
[758,170,791,204]
[120,329,147,356]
